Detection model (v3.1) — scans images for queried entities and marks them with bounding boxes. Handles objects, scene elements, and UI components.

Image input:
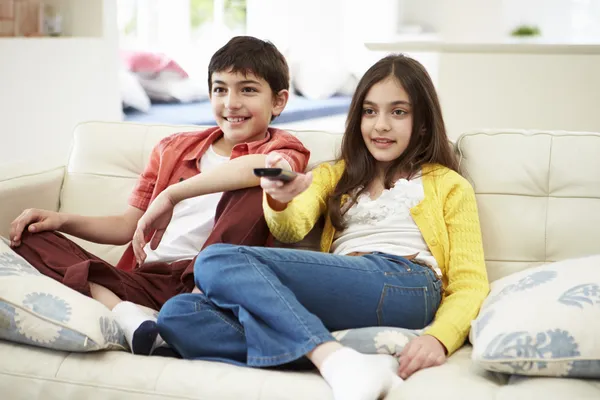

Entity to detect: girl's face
[360,76,413,168]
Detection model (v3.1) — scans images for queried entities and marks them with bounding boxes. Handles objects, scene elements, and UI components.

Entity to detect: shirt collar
[182,127,224,161]
[183,128,273,161]
[247,129,272,149]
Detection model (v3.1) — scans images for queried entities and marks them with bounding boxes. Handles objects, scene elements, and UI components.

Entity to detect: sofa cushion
[471,254,600,378]
[0,238,128,353]
[3,339,600,400]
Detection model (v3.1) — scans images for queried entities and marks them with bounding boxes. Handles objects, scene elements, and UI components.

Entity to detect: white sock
[112,301,165,353]
[320,347,403,400]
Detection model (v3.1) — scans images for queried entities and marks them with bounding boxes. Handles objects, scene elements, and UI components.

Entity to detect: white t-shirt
[143,145,230,263]
[331,176,440,275]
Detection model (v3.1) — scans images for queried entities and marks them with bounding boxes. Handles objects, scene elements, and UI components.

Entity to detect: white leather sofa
[0,121,599,400]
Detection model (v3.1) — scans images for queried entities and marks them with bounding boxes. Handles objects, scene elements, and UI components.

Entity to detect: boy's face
[210,69,288,144]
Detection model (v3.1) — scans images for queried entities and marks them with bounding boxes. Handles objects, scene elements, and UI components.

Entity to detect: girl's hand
[396,335,447,379]
[261,152,312,206]
[132,190,177,266]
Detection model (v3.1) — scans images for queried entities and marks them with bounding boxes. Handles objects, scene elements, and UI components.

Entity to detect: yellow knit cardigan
[263,161,490,355]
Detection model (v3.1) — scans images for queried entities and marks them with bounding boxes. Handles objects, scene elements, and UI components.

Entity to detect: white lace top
[331,176,440,274]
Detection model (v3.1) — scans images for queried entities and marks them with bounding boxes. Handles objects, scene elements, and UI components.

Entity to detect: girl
[155,54,490,400]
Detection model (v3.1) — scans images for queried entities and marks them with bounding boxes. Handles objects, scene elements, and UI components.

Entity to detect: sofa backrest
[60,122,600,281]
[456,130,600,281]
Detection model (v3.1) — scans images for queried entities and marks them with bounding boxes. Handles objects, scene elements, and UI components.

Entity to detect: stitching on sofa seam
[152,359,172,393]
[474,193,596,200]
[544,136,553,263]
[485,259,549,263]
[65,172,139,179]
[0,166,64,184]
[142,125,150,172]
[458,131,600,138]
[0,369,205,400]
[53,353,70,378]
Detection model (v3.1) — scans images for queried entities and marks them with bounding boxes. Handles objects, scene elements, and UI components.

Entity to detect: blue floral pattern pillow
[0,238,128,352]
[471,254,600,378]
[333,326,422,356]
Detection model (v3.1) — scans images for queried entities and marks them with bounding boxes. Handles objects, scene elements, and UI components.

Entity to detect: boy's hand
[261,153,312,206]
[9,208,65,247]
[396,335,446,379]
[132,191,177,265]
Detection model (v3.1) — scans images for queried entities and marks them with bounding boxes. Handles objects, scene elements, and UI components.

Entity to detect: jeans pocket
[376,255,415,273]
[376,284,433,329]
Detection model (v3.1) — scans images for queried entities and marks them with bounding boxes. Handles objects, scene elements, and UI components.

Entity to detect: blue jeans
[157,244,442,367]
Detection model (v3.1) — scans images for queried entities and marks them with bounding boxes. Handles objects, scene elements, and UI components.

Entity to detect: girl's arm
[423,179,490,355]
[263,162,338,243]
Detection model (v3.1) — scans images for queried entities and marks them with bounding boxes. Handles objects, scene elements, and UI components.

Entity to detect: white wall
[0,0,121,168]
[402,0,600,43]
[247,0,346,60]
[438,52,600,138]
[246,0,434,84]
[246,0,292,51]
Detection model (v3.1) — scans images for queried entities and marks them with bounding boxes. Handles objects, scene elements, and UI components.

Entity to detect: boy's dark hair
[208,36,290,96]
[328,54,460,230]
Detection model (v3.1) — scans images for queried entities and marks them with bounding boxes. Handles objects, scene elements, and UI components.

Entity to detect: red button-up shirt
[116,126,310,270]
[128,126,310,211]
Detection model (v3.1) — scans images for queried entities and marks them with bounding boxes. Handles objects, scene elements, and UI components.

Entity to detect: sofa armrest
[0,163,65,239]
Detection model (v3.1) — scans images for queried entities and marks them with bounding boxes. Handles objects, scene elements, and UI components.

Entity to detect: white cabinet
[0,0,121,167]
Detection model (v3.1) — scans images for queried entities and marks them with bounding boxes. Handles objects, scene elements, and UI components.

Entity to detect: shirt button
[431,239,438,246]
[412,208,421,215]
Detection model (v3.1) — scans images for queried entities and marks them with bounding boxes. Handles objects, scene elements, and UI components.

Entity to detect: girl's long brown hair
[328,54,459,230]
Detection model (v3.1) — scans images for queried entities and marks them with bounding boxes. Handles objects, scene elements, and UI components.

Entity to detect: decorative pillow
[471,254,600,378]
[120,50,189,79]
[119,68,151,112]
[333,327,422,356]
[289,47,354,100]
[138,74,209,103]
[0,237,128,352]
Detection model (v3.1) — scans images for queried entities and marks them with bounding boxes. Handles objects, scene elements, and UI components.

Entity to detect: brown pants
[12,187,271,310]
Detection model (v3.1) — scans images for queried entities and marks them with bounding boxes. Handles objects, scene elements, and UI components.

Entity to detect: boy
[9,36,310,355]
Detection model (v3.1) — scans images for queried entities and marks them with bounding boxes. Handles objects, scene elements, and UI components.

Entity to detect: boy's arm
[10,206,143,247]
[166,154,291,203]
[12,134,170,248]
[59,207,144,244]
